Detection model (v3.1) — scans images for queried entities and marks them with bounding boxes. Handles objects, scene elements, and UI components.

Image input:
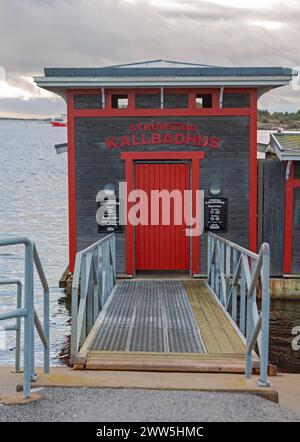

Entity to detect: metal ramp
[75,280,250,373]
[90,281,204,353]
[71,233,270,385]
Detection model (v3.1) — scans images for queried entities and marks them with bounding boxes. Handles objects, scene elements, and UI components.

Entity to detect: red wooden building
[35,60,295,278]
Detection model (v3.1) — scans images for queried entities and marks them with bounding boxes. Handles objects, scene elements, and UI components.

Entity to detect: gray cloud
[0,0,299,117]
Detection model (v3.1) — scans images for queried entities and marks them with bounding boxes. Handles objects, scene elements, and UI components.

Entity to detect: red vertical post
[125,158,134,275]
[67,91,77,272]
[249,89,258,252]
[212,90,220,109]
[188,92,196,109]
[284,162,294,274]
[192,157,200,275]
[128,91,135,112]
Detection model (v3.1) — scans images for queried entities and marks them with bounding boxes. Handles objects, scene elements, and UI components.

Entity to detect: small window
[222,93,250,108]
[74,94,102,109]
[196,94,212,108]
[136,94,160,109]
[294,162,300,179]
[112,94,128,109]
[164,93,188,109]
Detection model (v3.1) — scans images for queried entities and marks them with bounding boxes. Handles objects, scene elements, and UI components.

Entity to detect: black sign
[97,198,123,233]
[204,197,228,232]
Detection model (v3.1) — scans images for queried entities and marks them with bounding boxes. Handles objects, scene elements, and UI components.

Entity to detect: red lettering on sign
[174,133,185,145]
[131,134,141,146]
[186,134,197,145]
[198,135,209,148]
[106,137,118,149]
[141,133,151,145]
[105,122,221,151]
[162,133,173,144]
[209,137,220,149]
[151,133,162,144]
[119,136,131,147]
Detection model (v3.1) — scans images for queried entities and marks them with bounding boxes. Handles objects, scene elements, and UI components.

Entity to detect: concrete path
[0,388,299,422]
[1,366,300,421]
[0,366,279,403]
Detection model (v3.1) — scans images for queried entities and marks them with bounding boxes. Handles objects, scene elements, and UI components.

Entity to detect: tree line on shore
[258,109,300,129]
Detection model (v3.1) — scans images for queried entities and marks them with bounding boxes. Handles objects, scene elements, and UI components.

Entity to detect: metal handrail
[207,232,270,386]
[0,237,49,398]
[71,233,116,363]
[0,278,22,373]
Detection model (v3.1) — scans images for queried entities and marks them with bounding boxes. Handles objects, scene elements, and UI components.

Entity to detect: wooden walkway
[183,281,245,354]
[75,280,254,373]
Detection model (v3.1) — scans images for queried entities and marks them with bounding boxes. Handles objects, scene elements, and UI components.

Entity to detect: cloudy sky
[0,0,299,118]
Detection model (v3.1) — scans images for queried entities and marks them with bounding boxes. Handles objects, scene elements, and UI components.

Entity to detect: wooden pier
[73,280,256,373]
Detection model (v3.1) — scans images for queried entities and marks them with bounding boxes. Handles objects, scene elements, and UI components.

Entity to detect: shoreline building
[35,60,296,278]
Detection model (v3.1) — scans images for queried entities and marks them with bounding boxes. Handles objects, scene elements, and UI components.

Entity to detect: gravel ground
[0,388,300,422]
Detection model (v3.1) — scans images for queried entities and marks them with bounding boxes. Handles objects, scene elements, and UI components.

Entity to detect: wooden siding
[292,189,300,273]
[261,160,286,276]
[136,94,160,109]
[74,94,102,109]
[294,162,300,179]
[74,115,250,274]
[164,93,188,108]
[223,93,250,108]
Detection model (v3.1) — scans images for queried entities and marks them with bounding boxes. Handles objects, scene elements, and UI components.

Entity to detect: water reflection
[269,299,300,373]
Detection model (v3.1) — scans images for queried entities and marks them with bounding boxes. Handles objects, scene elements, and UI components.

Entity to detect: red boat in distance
[50,114,67,127]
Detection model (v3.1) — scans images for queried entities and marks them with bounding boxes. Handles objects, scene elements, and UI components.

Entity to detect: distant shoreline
[0,117,51,121]
[258,122,300,130]
[0,117,299,131]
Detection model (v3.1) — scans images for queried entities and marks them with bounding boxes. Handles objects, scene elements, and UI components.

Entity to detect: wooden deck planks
[86,351,245,373]
[78,279,249,373]
[183,281,245,355]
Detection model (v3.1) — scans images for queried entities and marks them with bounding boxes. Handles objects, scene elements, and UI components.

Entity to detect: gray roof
[35,59,296,93]
[44,59,294,78]
[270,132,300,161]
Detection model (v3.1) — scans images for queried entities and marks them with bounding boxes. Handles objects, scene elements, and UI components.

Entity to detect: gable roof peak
[110,59,220,69]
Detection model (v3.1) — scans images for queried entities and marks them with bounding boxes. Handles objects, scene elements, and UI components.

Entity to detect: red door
[135,163,190,271]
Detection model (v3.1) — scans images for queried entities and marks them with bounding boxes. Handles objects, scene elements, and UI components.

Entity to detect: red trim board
[249,89,258,252]
[67,91,76,272]
[283,162,300,274]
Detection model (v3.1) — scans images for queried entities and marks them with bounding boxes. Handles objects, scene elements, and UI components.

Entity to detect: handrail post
[112,234,116,283]
[225,244,231,303]
[16,281,22,373]
[71,253,82,363]
[43,286,50,374]
[207,233,211,282]
[258,243,270,387]
[71,234,116,364]
[207,233,271,387]
[23,241,35,398]
[0,237,50,398]
[33,245,50,374]
[239,263,246,334]
[0,279,23,373]
[232,249,238,322]
[211,236,215,292]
